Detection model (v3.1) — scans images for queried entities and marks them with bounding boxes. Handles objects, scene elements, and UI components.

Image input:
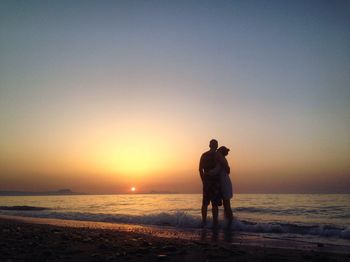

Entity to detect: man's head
[209,139,218,150]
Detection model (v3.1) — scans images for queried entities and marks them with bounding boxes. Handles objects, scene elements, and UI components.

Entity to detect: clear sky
[1,0,349,193]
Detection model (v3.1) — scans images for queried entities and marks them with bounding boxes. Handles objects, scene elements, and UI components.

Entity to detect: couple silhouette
[199,139,233,228]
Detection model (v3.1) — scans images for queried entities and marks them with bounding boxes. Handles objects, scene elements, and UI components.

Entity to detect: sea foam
[1,208,349,239]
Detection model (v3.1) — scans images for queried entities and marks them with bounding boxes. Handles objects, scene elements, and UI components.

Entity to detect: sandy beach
[0,215,349,262]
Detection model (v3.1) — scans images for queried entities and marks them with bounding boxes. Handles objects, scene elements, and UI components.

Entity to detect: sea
[0,194,349,246]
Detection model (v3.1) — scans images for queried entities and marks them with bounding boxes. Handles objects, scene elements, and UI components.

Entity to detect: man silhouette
[199,139,221,227]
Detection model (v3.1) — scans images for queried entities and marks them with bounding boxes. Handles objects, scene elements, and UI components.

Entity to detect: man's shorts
[202,176,222,206]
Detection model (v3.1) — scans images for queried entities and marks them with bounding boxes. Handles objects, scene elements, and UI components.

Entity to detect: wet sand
[0,215,349,261]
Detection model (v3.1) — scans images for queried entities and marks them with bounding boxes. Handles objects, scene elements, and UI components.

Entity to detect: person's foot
[225,219,233,230]
[211,221,219,230]
[200,221,207,228]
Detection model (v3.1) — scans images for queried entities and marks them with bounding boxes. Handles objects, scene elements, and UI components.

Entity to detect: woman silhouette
[217,146,233,227]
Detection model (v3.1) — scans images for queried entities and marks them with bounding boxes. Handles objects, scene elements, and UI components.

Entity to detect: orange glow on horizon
[84,122,196,181]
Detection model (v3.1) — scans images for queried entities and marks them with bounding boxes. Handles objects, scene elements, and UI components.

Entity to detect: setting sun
[131,187,136,192]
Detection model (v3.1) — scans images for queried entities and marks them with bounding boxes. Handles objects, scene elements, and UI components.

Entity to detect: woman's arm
[217,153,230,174]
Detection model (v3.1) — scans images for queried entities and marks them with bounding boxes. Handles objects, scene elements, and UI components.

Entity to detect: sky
[0,0,349,194]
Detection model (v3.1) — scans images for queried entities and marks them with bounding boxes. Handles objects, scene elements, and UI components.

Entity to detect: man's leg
[201,179,209,227]
[212,203,218,228]
[201,194,210,227]
[201,204,208,226]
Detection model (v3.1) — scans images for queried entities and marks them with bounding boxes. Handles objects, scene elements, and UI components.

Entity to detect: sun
[131,187,136,192]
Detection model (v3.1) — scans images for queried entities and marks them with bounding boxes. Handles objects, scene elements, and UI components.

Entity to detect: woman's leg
[223,199,233,226]
[211,203,219,228]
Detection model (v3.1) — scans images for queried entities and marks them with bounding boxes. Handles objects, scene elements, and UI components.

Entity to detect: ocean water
[0,194,349,244]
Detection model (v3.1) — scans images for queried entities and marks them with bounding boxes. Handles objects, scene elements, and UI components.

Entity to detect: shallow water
[0,194,349,243]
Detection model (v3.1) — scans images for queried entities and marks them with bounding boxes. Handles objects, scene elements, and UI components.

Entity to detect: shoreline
[1,215,349,261]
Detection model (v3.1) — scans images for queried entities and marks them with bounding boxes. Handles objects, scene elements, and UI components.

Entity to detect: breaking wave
[235,206,350,218]
[0,208,349,239]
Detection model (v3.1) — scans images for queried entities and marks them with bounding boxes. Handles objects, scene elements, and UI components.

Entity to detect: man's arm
[199,155,204,181]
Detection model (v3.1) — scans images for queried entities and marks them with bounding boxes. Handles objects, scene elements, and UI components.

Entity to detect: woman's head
[218,146,230,156]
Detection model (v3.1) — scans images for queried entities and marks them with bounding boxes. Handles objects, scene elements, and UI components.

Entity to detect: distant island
[0,189,86,196]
